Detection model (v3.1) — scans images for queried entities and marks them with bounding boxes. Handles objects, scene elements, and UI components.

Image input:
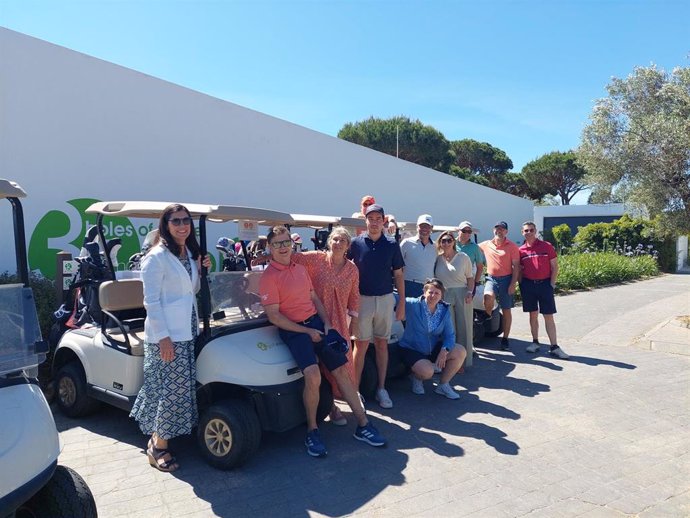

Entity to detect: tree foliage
[577,64,690,232]
[338,116,451,171]
[450,139,513,189]
[521,151,588,205]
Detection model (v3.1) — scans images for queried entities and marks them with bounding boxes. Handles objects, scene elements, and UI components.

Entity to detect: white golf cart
[0,179,96,518]
[51,202,335,470]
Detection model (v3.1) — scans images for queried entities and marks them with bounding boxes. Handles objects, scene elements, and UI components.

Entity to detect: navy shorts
[398,342,443,369]
[519,279,557,315]
[485,274,515,309]
[278,314,348,372]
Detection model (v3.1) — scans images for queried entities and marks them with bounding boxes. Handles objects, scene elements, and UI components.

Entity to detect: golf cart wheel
[316,377,334,423]
[485,312,504,338]
[358,353,378,400]
[197,399,261,470]
[17,465,97,518]
[54,362,100,418]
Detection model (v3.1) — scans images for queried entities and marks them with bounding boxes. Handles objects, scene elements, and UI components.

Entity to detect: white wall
[0,28,533,277]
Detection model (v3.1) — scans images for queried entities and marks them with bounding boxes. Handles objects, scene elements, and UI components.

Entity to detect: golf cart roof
[0,179,27,200]
[338,216,367,230]
[85,201,294,225]
[290,214,341,228]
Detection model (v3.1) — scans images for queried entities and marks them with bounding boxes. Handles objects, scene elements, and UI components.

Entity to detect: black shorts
[398,342,443,369]
[520,279,557,315]
[278,314,348,372]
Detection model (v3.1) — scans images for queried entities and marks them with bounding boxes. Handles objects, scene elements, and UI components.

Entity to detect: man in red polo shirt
[519,221,569,359]
[259,225,386,458]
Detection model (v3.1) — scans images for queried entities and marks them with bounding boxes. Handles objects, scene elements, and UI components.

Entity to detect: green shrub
[557,252,659,291]
[551,224,573,253]
[573,215,675,272]
[0,271,56,339]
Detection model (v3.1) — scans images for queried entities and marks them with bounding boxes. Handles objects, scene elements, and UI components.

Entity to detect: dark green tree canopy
[450,139,513,190]
[521,151,588,205]
[338,116,451,171]
[578,64,690,232]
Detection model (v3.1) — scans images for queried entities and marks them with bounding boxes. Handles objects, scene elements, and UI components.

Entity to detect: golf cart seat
[99,279,146,356]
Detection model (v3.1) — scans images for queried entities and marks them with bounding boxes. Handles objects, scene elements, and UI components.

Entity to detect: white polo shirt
[400,235,437,283]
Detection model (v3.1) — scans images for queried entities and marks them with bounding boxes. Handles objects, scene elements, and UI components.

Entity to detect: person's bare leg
[543,314,557,346]
[529,311,540,341]
[440,346,466,384]
[483,292,495,317]
[411,359,435,381]
[331,366,367,426]
[353,339,369,388]
[373,337,389,390]
[502,308,512,339]
[302,365,321,430]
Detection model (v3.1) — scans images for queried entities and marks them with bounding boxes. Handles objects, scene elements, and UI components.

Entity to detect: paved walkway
[54,274,690,517]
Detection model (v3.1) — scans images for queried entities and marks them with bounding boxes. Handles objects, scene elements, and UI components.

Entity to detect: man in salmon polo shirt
[259,225,386,458]
[519,221,570,359]
[479,221,520,351]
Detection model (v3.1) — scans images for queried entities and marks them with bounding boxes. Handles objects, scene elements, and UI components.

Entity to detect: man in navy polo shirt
[519,221,569,359]
[349,204,405,409]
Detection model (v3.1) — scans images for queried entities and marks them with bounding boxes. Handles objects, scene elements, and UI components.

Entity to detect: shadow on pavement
[566,355,636,369]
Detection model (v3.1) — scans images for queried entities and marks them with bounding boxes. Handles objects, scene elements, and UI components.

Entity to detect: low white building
[0,28,533,279]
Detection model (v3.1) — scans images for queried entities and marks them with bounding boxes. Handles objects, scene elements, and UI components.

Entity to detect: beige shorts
[356,293,395,342]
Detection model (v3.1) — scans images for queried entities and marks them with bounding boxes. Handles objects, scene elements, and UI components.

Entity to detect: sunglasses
[440,238,454,244]
[460,229,472,234]
[169,217,192,227]
[523,228,535,233]
[270,239,293,249]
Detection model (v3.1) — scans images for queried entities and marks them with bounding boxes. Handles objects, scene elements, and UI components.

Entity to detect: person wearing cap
[259,225,386,458]
[519,221,569,359]
[384,214,399,241]
[400,214,437,298]
[352,195,376,219]
[348,203,405,409]
[479,221,521,351]
[456,221,485,290]
[290,232,303,252]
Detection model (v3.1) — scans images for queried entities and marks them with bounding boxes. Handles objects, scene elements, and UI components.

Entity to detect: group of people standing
[130,197,569,468]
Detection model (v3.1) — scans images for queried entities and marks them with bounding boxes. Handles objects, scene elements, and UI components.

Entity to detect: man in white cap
[290,232,303,252]
[400,214,437,298]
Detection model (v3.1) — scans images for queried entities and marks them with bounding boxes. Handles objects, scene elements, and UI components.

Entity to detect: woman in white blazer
[130,203,208,472]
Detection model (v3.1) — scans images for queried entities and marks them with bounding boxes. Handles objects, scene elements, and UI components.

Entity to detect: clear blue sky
[2,0,688,179]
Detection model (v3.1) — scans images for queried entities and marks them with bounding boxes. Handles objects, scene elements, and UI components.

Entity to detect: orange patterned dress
[292,251,359,395]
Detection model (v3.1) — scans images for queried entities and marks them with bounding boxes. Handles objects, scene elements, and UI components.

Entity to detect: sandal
[147,444,179,472]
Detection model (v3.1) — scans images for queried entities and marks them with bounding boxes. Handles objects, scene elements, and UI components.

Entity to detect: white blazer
[142,243,200,343]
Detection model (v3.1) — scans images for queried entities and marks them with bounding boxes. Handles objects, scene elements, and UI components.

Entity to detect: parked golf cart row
[49,202,501,470]
[0,179,96,518]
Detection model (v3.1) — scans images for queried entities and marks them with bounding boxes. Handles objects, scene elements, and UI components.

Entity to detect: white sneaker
[526,342,540,353]
[550,346,570,360]
[410,376,425,395]
[375,388,393,409]
[434,383,460,400]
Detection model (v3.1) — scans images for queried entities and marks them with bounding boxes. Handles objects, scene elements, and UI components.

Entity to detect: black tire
[485,311,504,338]
[359,353,378,400]
[16,465,97,518]
[197,399,261,470]
[316,377,333,423]
[54,362,100,418]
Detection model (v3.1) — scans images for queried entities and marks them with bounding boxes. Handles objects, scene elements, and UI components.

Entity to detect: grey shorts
[356,293,395,341]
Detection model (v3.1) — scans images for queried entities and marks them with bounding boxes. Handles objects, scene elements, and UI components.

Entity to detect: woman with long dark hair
[130,204,208,472]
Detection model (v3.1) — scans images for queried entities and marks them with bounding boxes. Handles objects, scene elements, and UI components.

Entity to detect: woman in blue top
[398,278,467,399]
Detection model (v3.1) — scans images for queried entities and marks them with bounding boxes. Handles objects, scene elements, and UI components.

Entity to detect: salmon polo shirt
[258,260,316,322]
[479,238,520,277]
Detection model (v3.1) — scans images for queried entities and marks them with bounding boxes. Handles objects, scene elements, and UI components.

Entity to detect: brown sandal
[147,444,178,472]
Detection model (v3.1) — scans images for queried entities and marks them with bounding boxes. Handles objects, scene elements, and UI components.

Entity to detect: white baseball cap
[458,220,473,231]
[290,232,302,244]
[416,214,433,226]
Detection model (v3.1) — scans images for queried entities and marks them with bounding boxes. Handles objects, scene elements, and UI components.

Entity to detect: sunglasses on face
[460,229,472,234]
[523,228,535,233]
[169,217,192,227]
[270,239,293,249]
[440,238,454,244]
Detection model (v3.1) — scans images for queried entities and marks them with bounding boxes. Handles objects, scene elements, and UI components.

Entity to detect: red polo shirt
[519,239,557,280]
[258,260,316,322]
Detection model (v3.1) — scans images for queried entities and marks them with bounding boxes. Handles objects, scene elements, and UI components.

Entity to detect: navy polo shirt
[349,233,405,296]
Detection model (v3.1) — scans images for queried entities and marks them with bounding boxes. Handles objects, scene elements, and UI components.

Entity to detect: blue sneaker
[354,422,387,447]
[305,428,327,457]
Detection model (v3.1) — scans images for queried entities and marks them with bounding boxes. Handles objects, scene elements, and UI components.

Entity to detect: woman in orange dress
[292,226,360,425]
